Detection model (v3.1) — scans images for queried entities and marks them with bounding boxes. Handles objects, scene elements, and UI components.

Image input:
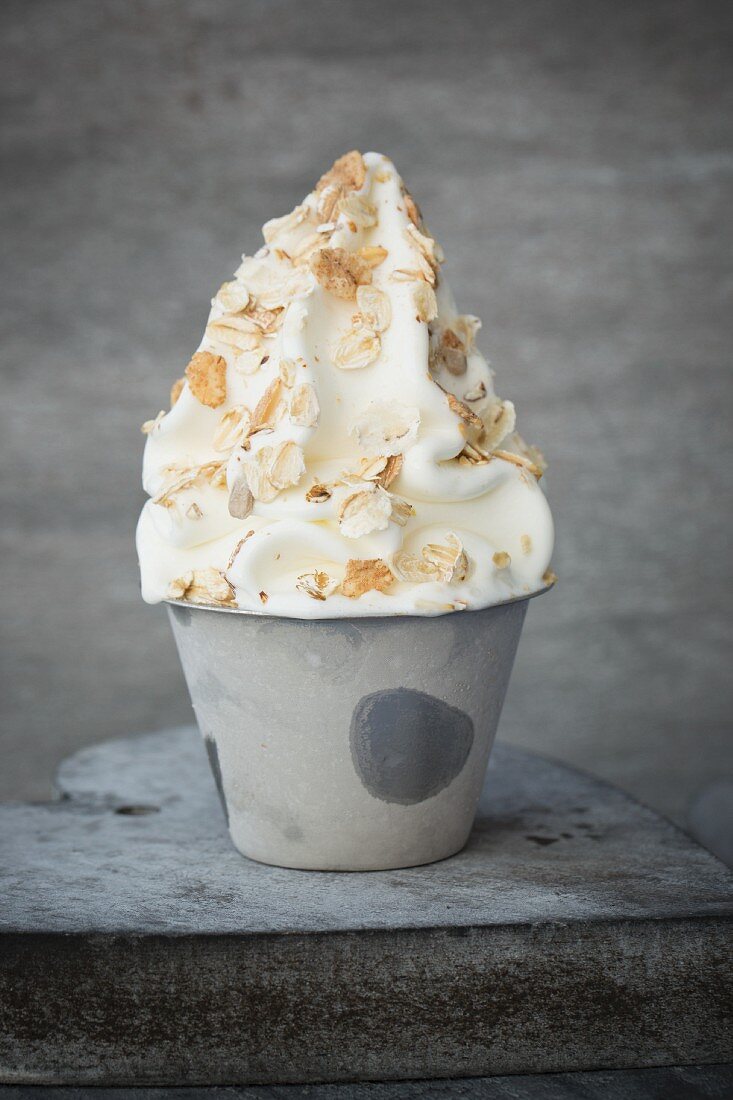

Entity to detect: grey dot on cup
[204,737,229,825]
[350,688,474,805]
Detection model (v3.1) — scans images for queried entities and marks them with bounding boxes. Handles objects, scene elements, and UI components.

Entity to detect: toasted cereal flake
[262,204,309,244]
[503,431,548,475]
[358,245,388,268]
[296,570,338,601]
[186,502,203,520]
[279,358,297,387]
[289,383,320,428]
[235,345,268,376]
[292,230,330,266]
[243,446,279,502]
[542,568,558,586]
[338,486,393,538]
[316,182,344,222]
[152,460,227,507]
[350,401,420,456]
[269,440,306,490]
[356,285,391,333]
[174,567,236,607]
[520,534,533,555]
[388,495,415,527]
[334,325,381,370]
[167,571,194,600]
[480,400,516,450]
[337,193,378,229]
[141,410,166,435]
[378,453,403,489]
[453,314,481,348]
[404,223,439,268]
[185,351,227,408]
[311,247,371,300]
[259,590,269,604]
[226,530,255,570]
[170,377,185,407]
[492,448,543,479]
[228,472,254,519]
[250,379,284,434]
[208,314,260,345]
[392,552,439,584]
[493,551,511,569]
[444,389,483,429]
[423,533,469,582]
[413,282,438,323]
[305,482,332,503]
[316,150,366,195]
[464,381,487,402]
[341,558,393,598]
[213,406,251,452]
[434,328,468,376]
[403,191,422,227]
[458,441,491,466]
[356,455,388,482]
[216,281,250,313]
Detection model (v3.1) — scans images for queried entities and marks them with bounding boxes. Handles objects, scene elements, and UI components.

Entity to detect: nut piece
[356,285,391,333]
[289,383,320,427]
[185,351,227,409]
[316,150,366,195]
[338,486,393,538]
[170,377,185,407]
[228,473,254,519]
[341,558,394,599]
[311,247,372,300]
[520,534,533,554]
[492,551,511,569]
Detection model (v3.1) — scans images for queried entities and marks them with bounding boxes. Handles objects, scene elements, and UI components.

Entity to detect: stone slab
[0,728,731,1085]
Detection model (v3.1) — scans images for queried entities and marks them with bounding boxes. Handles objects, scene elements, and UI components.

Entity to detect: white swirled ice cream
[137,151,555,617]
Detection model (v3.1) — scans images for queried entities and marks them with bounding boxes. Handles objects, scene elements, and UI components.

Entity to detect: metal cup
[167,592,546,870]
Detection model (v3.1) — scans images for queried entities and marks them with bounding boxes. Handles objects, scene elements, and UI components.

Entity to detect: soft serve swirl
[137,151,554,617]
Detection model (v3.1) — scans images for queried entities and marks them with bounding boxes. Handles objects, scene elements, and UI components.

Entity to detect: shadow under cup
[166,594,541,871]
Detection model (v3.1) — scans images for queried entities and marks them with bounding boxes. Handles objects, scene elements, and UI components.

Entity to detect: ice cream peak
[137,151,555,617]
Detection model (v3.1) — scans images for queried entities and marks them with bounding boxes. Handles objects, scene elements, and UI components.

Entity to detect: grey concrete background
[1,0,731,833]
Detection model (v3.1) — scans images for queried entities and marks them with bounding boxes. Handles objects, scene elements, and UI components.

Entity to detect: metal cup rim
[164,580,555,624]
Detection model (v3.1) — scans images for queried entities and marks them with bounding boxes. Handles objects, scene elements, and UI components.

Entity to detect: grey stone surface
[3,1064,733,1097]
[1,728,731,1084]
[1,0,732,843]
